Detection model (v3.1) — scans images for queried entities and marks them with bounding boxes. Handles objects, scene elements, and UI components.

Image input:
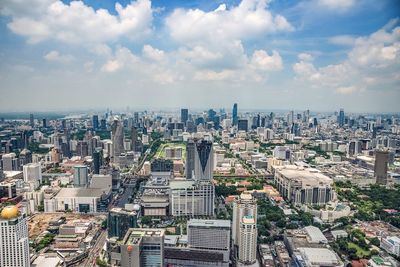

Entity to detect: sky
[0,0,399,113]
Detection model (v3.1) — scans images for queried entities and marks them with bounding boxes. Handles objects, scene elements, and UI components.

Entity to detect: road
[82,229,107,267]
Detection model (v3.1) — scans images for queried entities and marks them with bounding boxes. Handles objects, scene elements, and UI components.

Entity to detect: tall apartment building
[0,206,30,267]
[238,216,257,264]
[274,165,335,206]
[23,163,42,187]
[169,180,214,217]
[375,149,389,185]
[185,138,196,179]
[232,193,257,246]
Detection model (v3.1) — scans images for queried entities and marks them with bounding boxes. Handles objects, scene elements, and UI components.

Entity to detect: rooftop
[55,188,108,198]
[188,219,231,228]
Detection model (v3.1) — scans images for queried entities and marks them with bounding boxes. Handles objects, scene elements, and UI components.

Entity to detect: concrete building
[119,228,165,267]
[274,165,335,206]
[381,236,400,257]
[23,163,42,185]
[73,165,88,187]
[232,193,257,246]
[108,207,137,240]
[238,216,257,264]
[186,139,196,179]
[375,149,389,185]
[0,206,30,267]
[169,180,214,217]
[44,188,111,213]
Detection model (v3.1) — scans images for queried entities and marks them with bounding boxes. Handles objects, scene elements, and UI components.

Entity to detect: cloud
[317,0,356,11]
[101,47,139,73]
[165,0,293,44]
[250,50,283,71]
[293,22,400,94]
[297,53,314,61]
[44,50,75,63]
[329,35,356,46]
[3,0,153,44]
[142,45,165,61]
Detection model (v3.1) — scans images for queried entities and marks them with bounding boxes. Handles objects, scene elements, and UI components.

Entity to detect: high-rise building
[119,228,165,267]
[185,139,195,179]
[0,206,30,267]
[108,207,137,240]
[23,163,42,186]
[181,108,188,125]
[92,148,103,175]
[92,115,99,130]
[194,139,213,181]
[232,193,257,246]
[238,119,248,132]
[375,149,389,185]
[131,127,138,152]
[238,216,257,264]
[73,165,88,187]
[29,113,34,127]
[112,118,124,160]
[232,103,238,126]
[338,108,345,127]
[42,118,47,128]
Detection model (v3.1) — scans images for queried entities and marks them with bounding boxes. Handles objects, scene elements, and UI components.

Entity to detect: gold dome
[0,206,19,220]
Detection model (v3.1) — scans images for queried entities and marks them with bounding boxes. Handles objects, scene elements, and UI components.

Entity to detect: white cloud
[297,53,314,61]
[317,0,356,10]
[44,50,74,63]
[194,70,236,81]
[329,35,356,46]
[101,47,139,73]
[165,0,293,44]
[142,45,165,61]
[250,50,283,71]
[3,0,153,44]
[293,23,400,94]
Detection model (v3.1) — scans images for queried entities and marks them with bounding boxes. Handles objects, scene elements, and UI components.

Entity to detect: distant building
[73,165,88,187]
[23,163,42,185]
[108,207,137,240]
[238,119,248,132]
[194,139,213,181]
[375,149,389,185]
[185,139,195,179]
[0,206,30,267]
[232,103,238,126]
[111,118,124,161]
[92,115,99,129]
[181,108,189,125]
[92,148,103,175]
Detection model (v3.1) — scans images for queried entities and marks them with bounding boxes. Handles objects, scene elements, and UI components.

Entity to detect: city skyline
[0,0,399,112]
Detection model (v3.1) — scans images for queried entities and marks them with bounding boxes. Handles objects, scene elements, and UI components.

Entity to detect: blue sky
[0,0,399,112]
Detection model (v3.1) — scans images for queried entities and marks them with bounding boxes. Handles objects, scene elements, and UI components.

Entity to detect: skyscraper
[29,113,34,127]
[131,126,138,152]
[92,148,103,174]
[185,138,195,179]
[73,165,88,187]
[108,207,137,240]
[238,216,257,264]
[42,118,47,128]
[375,149,389,185]
[338,108,345,127]
[232,193,257,246]
[0,206,30,267]
[232,103,238,126]
[92,115,99,130]
[238,119,248,132]
[181,108,188,125]
[111,118,124,160]
[194,139,213,181]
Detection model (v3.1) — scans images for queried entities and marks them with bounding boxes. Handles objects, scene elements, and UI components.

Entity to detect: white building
[23,163,42,185]
[188,219,231,251]
[0,206,30,267]
[381,236,400,257]
[169,180,214,217]
[238,216,257,264]
[232,193,257,246]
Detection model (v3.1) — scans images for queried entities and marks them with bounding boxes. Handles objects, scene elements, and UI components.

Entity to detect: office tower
[133,112,139,124]
[169,180,215,216]
[100,119,107,129]
[119,229,165,267]
[131,127,138,152]
[238,119,248,132]
[232,193,257,246]
[207,109,216,122]
[151,159,173,173]
[194,139,213,181]
[108,207,137,240]
[181,108,189,125]
[232,103,238,126]
[187,219,231,253]
[0,206,30,267]
[238,216,257,264]
[1,153,17,171]
[19,149,32,165]
[73,165,88,187]
[338,108,345,127]
[42,118,47,128]
[111,118,124,160]
[92,148,103,174]
[185,139,195,179]
[375,149,389,185]
[29,113,34,127]
[23,163,42,185]
[92,115,99,129]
